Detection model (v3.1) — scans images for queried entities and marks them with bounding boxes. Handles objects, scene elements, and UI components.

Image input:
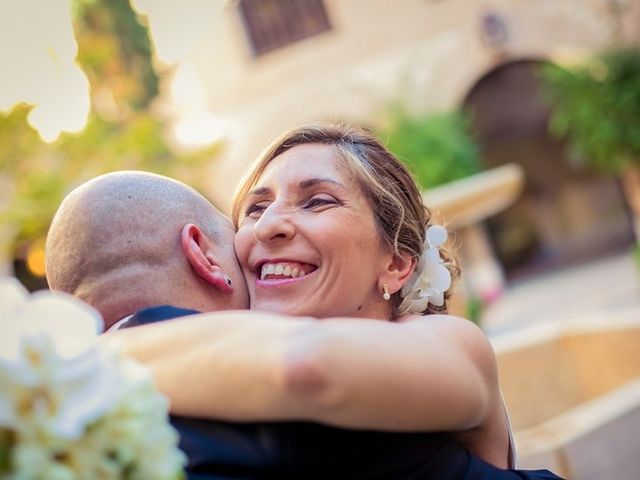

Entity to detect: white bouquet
[0,278,186,479]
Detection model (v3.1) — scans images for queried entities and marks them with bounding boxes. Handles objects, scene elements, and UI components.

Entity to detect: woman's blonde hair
[232,122,459,317]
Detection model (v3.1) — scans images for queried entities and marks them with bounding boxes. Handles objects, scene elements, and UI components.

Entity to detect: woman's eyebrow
[299,177,346,190]
[246,186,271,197]
[247,178,346,197]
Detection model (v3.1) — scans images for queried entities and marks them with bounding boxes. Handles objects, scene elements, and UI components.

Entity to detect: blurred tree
[541,48,640,237]
[0,0,219,289]
[380,104,482,190]
[74,0,159,114]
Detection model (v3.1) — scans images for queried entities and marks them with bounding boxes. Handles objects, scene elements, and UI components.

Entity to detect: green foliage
[0,0,219,270]
[465,296,484,326]
[0,105,220,253]
[634,242,640,271]
[541,48,640,174]
[0,428,13,474]
[74,0,159,110]
[380,105,482,189]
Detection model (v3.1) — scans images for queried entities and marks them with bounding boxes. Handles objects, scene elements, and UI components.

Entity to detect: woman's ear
[380,252,415,296]
[180,224,234,293]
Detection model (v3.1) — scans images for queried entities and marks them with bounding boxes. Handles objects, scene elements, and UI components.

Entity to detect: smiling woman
[109,123,562,479]
[234,143,396,319]
[232,123,458,320]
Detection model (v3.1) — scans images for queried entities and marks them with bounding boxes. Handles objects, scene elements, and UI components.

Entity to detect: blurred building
[157,0,640,296]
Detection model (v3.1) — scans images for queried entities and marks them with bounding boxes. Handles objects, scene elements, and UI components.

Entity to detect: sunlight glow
[170,63,228,147]
[174,112,228,147]
[132,1,231,148]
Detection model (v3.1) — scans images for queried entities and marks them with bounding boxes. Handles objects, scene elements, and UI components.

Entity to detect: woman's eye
[244,203,267,217]
[304,196,337,209]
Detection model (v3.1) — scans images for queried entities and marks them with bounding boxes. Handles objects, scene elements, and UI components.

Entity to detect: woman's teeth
[260,263,307,280]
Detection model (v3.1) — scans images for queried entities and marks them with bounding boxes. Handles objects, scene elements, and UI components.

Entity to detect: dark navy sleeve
[116,305,200,329]
[462,453,566,480]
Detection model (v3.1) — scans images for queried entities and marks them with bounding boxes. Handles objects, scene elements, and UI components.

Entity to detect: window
[239,0,331,56]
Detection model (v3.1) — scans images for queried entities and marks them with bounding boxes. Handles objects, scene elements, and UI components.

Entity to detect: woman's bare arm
[103,311,498,432]
[103,311,320,420]
[290,314,499,431]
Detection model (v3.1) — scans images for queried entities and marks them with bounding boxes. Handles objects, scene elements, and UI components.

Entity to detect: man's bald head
[46,171,248,328]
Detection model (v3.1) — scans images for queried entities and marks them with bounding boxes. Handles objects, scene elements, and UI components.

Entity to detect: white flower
[0,277,103,361]
[398,225,452,315]
[0,278,186,479]
[0,277,113,439]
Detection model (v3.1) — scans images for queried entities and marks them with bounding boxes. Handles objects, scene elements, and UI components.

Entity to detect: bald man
[46,171,248,330]
[46,171,273,478]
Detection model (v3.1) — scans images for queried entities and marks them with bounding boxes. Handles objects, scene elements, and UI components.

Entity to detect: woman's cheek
[233,226,251,269]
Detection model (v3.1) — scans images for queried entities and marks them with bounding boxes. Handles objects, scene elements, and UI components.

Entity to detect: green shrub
[380,105,482,189]
[541,48,640,174]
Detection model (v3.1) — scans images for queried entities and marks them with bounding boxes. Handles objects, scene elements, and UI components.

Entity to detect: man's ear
[180,223,233,294]
[379,252,416,296]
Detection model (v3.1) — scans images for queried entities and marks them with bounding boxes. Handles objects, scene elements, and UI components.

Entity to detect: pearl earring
[382,284,391,301]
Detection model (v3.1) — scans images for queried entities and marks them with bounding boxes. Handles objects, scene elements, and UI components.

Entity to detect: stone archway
[463,59,634,280]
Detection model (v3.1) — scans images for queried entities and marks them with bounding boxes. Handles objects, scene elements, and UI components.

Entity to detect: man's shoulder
[115,305,200,329]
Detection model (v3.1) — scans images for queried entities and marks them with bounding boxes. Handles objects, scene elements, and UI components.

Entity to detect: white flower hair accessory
[397,225,452,316]
[0,277,186,479]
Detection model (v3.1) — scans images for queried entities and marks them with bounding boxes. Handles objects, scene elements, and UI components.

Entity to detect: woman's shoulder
[399,314,497,375]
[398,313,488,342]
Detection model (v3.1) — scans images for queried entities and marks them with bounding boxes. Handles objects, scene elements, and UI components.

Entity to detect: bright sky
[132,0,222,65]
[0,0,223,144]
[0,0,90,142]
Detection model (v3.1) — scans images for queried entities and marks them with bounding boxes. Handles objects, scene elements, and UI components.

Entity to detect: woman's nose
[253,203,296,243]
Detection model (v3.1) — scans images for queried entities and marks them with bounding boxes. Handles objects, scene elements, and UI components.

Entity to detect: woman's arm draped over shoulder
[103,312,498,432]
[299,314,498,431]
